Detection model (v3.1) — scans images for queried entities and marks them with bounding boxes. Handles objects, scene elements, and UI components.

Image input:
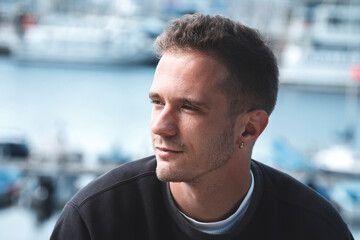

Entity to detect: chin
[155,163,189,182]
[156,162,176,182]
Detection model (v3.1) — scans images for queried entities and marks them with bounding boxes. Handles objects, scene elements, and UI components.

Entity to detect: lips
[155,147,183,158]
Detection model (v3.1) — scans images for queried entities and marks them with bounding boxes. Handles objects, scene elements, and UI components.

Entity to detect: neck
[169,157,252,222]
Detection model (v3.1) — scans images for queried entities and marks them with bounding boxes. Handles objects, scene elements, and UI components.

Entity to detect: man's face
[149,51,238,183]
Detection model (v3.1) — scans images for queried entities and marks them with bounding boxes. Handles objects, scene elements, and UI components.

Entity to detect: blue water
[264,87,360,154]
[0,57,155,162]
[1,56,360,162]
[1,56,360,239]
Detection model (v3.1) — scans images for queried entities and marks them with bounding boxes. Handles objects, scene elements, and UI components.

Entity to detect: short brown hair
[154,13,279,116]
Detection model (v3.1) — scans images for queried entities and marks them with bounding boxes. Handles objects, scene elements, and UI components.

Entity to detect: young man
[51,13,353,239]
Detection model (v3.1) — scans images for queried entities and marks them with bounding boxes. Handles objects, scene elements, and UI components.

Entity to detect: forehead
[151,51,229,99]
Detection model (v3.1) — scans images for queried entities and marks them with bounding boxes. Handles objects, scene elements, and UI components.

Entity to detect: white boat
[280,4,360,89]
[12,14,162,64]
[313,146,360,177]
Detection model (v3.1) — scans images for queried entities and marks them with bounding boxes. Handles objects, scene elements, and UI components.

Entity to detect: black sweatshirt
[51,156,354,240]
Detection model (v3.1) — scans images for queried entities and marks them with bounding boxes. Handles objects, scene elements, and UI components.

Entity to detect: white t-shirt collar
[179,170,255,235]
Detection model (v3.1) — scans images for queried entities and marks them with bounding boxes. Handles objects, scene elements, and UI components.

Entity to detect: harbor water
[1,56,360,239]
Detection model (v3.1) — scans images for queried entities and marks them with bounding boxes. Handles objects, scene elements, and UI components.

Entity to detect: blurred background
[0,0,360,239]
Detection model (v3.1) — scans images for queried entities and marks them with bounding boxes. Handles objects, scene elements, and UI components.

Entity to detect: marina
[1,0,360,239]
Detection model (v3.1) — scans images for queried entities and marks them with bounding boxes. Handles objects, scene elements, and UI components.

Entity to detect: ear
[235,110,268,147]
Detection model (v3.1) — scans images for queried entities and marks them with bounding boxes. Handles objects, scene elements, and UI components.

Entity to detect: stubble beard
[154,124,235,183]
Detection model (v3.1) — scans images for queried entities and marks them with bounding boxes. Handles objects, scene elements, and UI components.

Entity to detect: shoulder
[51,156,164,239]
[251,160,352,238]
[70,155,157,207]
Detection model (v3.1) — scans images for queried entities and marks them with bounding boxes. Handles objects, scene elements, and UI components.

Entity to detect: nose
[151,106,178,137]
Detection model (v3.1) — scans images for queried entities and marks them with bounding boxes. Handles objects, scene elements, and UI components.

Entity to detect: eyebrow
[149,92,160,99]
[149,92,211,110]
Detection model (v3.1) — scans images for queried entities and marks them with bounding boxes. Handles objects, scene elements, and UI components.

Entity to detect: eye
[150,99,163,105]
[181,105,198,111]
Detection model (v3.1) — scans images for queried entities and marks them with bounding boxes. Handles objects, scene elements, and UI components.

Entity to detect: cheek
[181,120,215,144]
[189,120,234,143]
[180,118,206,136]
